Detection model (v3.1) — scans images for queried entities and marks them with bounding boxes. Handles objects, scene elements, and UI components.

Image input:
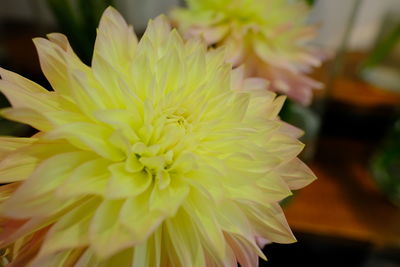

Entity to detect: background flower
[171,0,327,105]
[0,7,315,266]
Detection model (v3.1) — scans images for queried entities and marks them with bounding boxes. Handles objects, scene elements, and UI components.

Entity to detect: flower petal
[89,200,136,259]
[57,159,110,198]
[0,151,92,218]
[37,198,99,256]
[106,163,152,199]
[92,7,137,71]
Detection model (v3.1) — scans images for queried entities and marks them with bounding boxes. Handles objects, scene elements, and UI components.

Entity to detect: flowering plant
[0,8,315,266]
[171,0,326,105]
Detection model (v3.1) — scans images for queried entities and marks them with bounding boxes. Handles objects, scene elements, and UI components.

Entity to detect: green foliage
[362,23,400,69]
[305,0,316,6]
[371,119,400,206]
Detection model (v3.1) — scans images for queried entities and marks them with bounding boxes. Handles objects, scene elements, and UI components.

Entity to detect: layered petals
[171,0,327,105]
[0,7,316,267]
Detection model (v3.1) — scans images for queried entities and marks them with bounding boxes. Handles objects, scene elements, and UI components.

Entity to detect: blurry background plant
[45,0,115,64]
[360,11,400,206]
[304,0,316,6]
[359,11,400,93]
[371,118,400,207]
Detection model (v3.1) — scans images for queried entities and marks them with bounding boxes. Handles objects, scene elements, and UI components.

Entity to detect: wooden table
[285,138,400,247]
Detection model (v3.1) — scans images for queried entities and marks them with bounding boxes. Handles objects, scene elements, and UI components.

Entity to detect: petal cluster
[0,7,315,267]
[171,0,327,105]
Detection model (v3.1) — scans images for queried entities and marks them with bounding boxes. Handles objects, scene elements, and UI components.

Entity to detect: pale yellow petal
[0,142,74,183]
[43,122,124,161]
[149,181,190,217]
[0,137,36,154]
[0,80,60,112]
[106,163,152,199]
[89,200,136,259]
[37,198,99,256]
[0,151,92,218]
[57,159,110,198]
[0,67,47,93]
[33,36,88,96]
[1,108,53,131]
[165,210,205,267]
[92,7,137,71]
[119,193,165,244]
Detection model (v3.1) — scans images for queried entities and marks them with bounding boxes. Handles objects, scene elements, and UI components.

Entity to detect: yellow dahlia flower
[0,7,315,266]
[171,0,326,106]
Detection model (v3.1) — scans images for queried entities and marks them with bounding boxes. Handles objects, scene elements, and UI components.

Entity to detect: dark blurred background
[0,0,399,266]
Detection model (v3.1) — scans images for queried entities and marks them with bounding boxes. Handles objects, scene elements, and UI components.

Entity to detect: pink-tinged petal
[173,0,327,106]
[225,234,260,267]
[244,203,296,244]
[243,77,269,91]
[257,65,322,106]
[223,36,245,66]
[252,39,299,74]
[216,202,266,261]
[185,25,228,45]
[0,218,28,246]
[73,249,97,267]
[0,216,56,249]
[27,248,86,267]
[0,183,20,203]
[296,52,322,69]
[278,122,304,139]
[276,158,316,190]
[256,236,271,248]
[8,226,50,267]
